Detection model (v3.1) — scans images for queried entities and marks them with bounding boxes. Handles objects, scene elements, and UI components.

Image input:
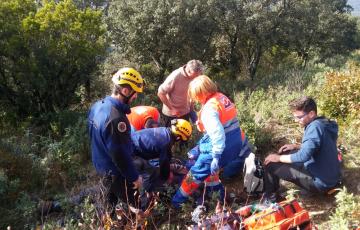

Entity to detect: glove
[244,152,256,174]
[210,157,220,175]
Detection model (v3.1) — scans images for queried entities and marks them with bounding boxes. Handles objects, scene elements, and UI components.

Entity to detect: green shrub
[42,197,100,230]
[324,187,360,229]
[318,61,360,170]
[0,147,45,194]
[320,61,360,120]
[0,138,45,229]
[41,116,91,192]
[338,115,360,169]
[0,169,37,229]
[0,112,91,201]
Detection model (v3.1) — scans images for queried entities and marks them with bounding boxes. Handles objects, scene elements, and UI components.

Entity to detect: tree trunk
[248,45,262,81]
[228,27,240,79]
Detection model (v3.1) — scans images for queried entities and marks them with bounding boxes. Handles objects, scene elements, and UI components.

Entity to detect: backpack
[243,199,312,230]
[243,153,264,195]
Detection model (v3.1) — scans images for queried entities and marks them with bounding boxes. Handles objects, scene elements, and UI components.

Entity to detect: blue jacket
[290,117,341,190]
[131,127,174,180]
[88,96,138,182]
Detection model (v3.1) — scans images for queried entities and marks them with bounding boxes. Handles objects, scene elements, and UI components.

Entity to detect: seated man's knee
[264,162,282,173]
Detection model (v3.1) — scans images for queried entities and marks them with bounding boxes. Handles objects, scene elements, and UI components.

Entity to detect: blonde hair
[188,75,217,102]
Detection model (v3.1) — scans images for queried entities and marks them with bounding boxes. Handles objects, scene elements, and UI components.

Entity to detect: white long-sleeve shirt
[201,105,225,158]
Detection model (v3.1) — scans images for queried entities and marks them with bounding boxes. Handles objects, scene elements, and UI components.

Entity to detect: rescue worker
[131,119,192,183]
[172,75,250,208]
[187,128,252,180]
[88,67,144,212]
[127,105,160,132]
[223,129,252,179]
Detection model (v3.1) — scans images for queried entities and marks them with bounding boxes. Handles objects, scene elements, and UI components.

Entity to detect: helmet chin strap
[120,90,136,105]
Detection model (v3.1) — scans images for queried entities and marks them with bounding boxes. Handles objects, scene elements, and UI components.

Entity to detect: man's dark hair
[289,96,317,114]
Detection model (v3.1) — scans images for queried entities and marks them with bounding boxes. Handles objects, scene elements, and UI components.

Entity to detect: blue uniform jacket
[88,96,138,182]
[290,117,341,190]
[131,127,174,180]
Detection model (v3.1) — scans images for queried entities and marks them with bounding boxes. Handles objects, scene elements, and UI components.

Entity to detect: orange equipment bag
[243,199,312,230]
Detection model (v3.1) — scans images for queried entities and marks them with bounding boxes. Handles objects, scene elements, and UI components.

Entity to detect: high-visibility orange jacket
[197,92,238,133]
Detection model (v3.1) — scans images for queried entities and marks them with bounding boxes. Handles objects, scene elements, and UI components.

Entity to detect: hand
[264,154,280,165]
[171,110,180,117]
[278,144,298,154]
[132,175,143,190]
[188,154,196,160]
[210,157,220,175]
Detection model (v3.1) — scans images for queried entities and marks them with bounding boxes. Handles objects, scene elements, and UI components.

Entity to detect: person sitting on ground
[263,96,341,202]
[131,119,192,183]
[127,105,160,132]
[172,75,250,208]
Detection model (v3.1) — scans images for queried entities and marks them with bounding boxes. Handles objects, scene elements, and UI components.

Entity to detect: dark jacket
[290,117,341,190]
[131,127,174,180]
[88,96,138,182]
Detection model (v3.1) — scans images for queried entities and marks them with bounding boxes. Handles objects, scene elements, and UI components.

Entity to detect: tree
[205,0,245,78]
[278,0,357,66]
[73,0,110,16]
[105,0,358,83]
[106,0,217,82]
[206,0,287,80]
[0,0,107,118]
[0,0,36,116]
[240,0,286,80]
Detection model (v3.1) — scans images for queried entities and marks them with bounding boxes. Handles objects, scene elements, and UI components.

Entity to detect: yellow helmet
[171,119,192,141]
[112,67,144,93]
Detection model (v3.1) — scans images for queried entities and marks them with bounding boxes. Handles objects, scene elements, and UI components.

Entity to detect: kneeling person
[127,105,160,132]
[172,75,249,208]
[131,119,192,182]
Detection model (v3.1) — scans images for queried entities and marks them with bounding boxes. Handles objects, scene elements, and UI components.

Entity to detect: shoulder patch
[117,121,127,132]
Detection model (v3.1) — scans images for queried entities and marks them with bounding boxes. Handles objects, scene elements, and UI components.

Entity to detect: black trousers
[264,162,321,194]
[103,157,160,213]
[159,112,191,127]
[103,174,138,211]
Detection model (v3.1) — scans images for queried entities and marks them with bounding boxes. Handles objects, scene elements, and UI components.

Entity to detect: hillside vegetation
[0,0,359,229]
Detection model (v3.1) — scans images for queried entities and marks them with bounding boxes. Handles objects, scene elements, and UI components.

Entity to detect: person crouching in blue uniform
[131,119,192,186]
[88,68,144,213]
[172,75,250,208]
